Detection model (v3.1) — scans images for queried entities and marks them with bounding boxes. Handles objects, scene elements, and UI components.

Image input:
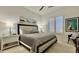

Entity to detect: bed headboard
[17,23,39,34]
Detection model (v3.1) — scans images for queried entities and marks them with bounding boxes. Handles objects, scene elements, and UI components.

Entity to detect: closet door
[55,16,63,33]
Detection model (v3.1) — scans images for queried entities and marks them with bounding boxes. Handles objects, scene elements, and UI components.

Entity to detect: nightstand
[0,35,19,52]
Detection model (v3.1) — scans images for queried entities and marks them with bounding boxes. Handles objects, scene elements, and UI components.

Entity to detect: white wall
[0,6,41,23]
[0,6,41,35]
[1,6,79,34]
[41,6,79,33]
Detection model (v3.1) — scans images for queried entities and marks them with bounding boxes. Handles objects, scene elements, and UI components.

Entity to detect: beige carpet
[45,41,75,53]
[2,41,75,53]
[2,45,29,53]
[2,34,75,53]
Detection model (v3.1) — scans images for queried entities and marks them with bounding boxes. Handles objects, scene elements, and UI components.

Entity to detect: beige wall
[0,6,41,23]
[1,6,79,34]
[0,21,6,28]
[41,6,79,34]
[0,6,41,35]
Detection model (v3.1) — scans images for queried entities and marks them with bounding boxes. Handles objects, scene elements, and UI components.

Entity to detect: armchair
[68,33,79,53]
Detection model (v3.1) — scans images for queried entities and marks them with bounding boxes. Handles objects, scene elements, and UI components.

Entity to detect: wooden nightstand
[0,35,19,52]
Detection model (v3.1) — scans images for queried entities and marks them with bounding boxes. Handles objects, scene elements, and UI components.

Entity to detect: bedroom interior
[0,6,79,53]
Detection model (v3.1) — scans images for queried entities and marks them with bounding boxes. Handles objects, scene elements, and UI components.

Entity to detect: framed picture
[65,17,79,32]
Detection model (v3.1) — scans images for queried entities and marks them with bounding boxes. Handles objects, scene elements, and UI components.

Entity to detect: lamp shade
[6,22,13,27]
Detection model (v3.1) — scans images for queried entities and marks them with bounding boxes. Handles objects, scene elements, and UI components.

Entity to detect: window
[48,16,63,33]
[55,16,63,33]
[48,17,55,32]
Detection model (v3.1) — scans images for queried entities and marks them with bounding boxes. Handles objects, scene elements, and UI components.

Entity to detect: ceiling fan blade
[39,6,44,11]
[48,6,54,8]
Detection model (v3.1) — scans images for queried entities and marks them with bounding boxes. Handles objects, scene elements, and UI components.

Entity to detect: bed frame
[17,23,57,53]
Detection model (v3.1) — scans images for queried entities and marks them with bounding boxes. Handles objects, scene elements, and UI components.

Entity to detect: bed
[17,23,57,53]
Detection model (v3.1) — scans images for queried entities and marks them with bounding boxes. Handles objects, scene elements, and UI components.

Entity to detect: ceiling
[24,6,64,15]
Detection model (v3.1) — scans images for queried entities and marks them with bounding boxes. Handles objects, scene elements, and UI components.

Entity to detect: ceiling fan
[39,6,54,11]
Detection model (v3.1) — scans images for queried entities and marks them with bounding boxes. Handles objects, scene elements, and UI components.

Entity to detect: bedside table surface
[0,35,19,40]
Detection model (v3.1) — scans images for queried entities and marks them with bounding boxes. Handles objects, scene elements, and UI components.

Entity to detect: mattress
[20,33,57,52]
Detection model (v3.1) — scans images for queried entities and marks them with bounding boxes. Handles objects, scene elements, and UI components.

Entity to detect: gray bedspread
[20,33,57,52]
